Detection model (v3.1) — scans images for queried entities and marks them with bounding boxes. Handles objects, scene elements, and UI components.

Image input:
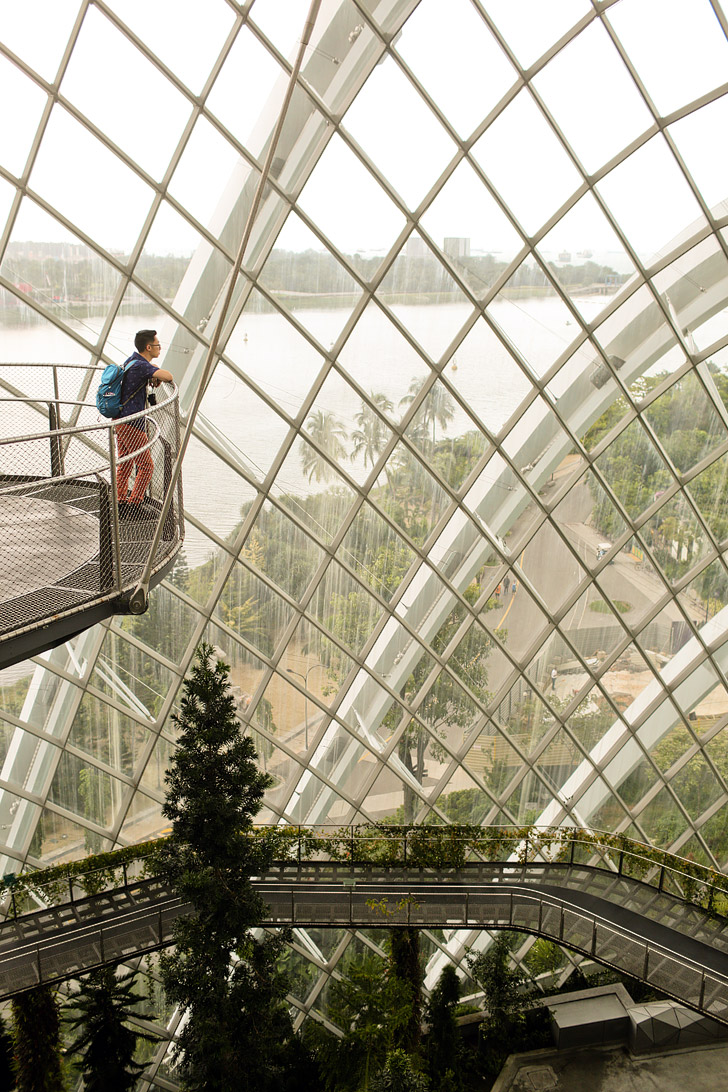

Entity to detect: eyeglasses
[151,342,161,348]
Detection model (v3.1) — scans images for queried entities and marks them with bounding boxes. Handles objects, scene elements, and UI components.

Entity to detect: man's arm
[149,367,173,387]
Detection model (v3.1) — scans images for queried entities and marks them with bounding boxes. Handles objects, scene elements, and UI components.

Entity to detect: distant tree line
[1,244,625,315]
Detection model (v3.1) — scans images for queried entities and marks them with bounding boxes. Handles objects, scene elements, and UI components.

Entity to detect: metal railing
[4,825,728,920]
[0,363,184,653]
[2,857,728,1017]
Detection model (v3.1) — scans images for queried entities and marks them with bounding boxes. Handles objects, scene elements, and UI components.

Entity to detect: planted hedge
[2,825,727,917]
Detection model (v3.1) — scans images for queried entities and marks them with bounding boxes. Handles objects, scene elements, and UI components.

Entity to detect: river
[1,293,608,566]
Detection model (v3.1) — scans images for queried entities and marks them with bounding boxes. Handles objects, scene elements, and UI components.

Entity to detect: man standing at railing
[115,330,173,513]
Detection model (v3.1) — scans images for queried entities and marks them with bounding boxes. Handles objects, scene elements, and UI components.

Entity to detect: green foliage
[589,599,631,614]
[584,371,728,592]
[467,934,533,1030]
[66,967,159,1091]
[0,1013,14,1092]
[390,928,423,1053]
[467,934,537,1081]
[301,409,348,483]
[369,1049,430,1092]
[524,939,564,977]
[167,929,296,1092]
[8,822,728,925]
[351,393,394,469]
[425,965,463,1092]
[155,642,293,1091]
[11,986,66,1092]
[308,952,415,1092]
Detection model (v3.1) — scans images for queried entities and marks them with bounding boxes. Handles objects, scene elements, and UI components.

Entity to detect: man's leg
[116,423,153,503]
[115,422,136,500]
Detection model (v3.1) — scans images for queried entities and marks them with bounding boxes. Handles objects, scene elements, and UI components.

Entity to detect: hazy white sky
[0,0,726,263]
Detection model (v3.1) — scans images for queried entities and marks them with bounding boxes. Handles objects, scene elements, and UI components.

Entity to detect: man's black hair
[135,329,157,354]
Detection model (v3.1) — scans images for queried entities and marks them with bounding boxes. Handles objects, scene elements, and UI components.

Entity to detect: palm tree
[351,392,394,470]
[300,409,348,483]
[399,375,455,447]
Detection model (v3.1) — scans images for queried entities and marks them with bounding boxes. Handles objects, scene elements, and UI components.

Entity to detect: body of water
[1,293,610,566]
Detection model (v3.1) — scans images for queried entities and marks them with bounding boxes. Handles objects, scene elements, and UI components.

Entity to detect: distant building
[443,236,471,259]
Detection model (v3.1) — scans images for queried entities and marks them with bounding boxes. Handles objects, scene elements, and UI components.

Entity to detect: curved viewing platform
[0,363,184,669]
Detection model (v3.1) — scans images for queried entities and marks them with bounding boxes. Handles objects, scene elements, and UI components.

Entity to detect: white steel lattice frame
[2,0,728,1045]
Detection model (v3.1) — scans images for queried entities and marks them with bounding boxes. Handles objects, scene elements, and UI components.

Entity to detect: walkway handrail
[4,825,727,920]
[3,861,728,1016]
[0,363,184,648]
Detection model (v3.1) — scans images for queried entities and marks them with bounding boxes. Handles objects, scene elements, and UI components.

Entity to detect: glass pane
[379,238,474,360]
[274,453,355,543]
[483,0,592,69]
[169,115,250,230]
[421,160,524,291]
[347,392,398,483]
[2,199,123,342]
[533,19,653,175]
[608,0,728,118]
[139,204,200,296]
[0,0,78,79]
[300,402,352,485]
[396,0,516,137]
[0,55,48,177]
[669,95,728,215]
[341,504,416,602]
[308,561,384,660]
[303,370,371,485]
[445,317,531,433]
[297,133,406,256]
[471,90,582,236]
[184,434,257,541]
[375,444,450,547]
[112,0,235,92]
[230,289,325,417]
[30,105,154,253]
[343,56,456,209]
[594,417,671,522]
[596,134,706,267]
[91,631,176,724]
[115,584,200,665]
[250,0,308,60]
[338,300,430,416]
[61,6,191,179]
[214,559,294,657]
[536,191,636,323]
[242,500,324,602]
[207,25,286,156]
[643,371,728,476]
[198,363,290,483]
[259,214,363,342]
[288,616,354,705]
[486,265,576,377]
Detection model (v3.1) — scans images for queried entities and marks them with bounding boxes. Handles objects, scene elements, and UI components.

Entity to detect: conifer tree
[0,1012,14,1092]
[389,928,422,1054]
[11,985,66,1092]
[66,966,158,1091]
[424,964,463,1092]
[155,642,292,1091]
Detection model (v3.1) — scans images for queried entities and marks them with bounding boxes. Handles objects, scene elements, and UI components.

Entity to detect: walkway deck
[0,367,184,668]
[2,861,728,1019]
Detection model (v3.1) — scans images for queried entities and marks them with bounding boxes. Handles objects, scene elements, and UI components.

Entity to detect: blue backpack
[96,358,134,419]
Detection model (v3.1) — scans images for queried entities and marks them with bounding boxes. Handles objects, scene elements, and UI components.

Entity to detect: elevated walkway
[0,364,184,668]
[2,858,728,1021]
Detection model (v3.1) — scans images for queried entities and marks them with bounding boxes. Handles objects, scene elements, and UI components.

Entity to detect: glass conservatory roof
[3,0,728,1036]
